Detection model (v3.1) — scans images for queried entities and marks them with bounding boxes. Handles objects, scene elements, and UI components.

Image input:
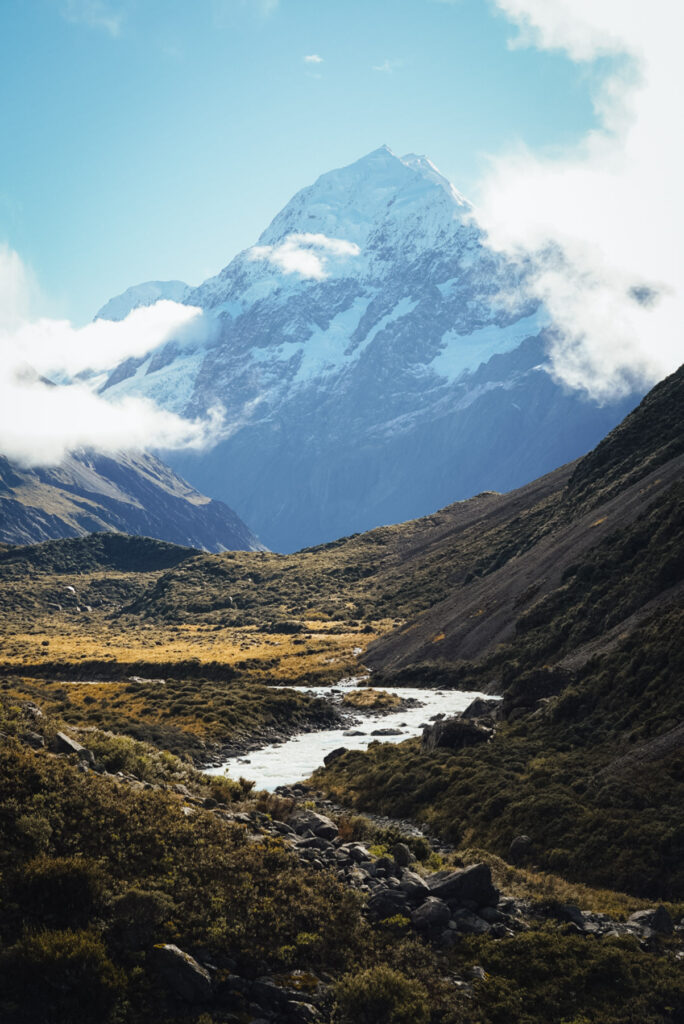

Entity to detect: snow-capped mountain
[99,146,641,552]
[95,280,190,321]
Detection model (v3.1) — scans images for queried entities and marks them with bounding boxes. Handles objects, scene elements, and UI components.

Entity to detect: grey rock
[439,928,459,948]
[399,869,430,900]
[557,905,584,927]
[367,889,409,921]
[350,844,372,862]
[296,836,332,851]
[0,451,261,552]
[421,718,491,752]
[252,978,293,1010]
[411,897,451,931]
[428,863,498,907]
[371,728,403,736]
[289,809,338,841]
[51,731,94,764]
[507,834,533,865]
[272,820,296,835]
[628,906,673,935]
[479,906,505,924]
[286,1001,321,1022]
[20,731,45,749]
[152,944,211,1002]
[375,855,398,878]
[453,910,491,935]
[323,746,347,766]
[460,697,500,719]
[392,842,413,867]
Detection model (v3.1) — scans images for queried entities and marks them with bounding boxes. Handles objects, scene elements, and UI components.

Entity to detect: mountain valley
[0,365,682,1023]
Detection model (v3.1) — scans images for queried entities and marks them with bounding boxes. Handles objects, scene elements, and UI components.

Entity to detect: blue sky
[1,0,609,323]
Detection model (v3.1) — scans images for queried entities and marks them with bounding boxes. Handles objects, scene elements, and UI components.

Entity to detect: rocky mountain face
[99,146,641,552]
[0,449,263,552]
[364,362,684,677]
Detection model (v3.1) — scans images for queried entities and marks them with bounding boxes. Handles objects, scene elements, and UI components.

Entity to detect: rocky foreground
[28,720,682,1022]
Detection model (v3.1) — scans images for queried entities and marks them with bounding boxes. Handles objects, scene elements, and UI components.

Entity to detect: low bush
[0,928,126,1024]
[334,964,430,1024]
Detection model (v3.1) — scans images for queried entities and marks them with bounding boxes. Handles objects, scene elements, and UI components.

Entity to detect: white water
[205,677,495,791]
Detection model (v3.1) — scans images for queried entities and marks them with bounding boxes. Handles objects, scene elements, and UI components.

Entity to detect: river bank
[205,676,493,788]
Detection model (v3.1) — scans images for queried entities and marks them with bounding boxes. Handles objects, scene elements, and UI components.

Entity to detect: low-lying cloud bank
[0,245,223,467]
[475,0,682,401]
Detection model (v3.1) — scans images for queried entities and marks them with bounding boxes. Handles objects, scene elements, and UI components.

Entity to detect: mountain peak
[256,146,471,249]
[400,153,470,206]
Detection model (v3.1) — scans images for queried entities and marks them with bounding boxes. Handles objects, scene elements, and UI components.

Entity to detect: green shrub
[14,855,106,930]
[106,887,175,950]
[0,928,125,1024]
[334,965,430,1024]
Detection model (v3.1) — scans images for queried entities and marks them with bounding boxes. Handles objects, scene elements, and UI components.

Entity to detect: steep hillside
[0,449,263,553]
[315,367,684,899]
[98,146,640,550]
[366,364,684,679]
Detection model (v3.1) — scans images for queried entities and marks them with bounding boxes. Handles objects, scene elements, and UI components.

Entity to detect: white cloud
[473,0,684,401]
[0,374,223,468]
[303,54,323,64]
[372,59,400,73]
[0,247,223,467]
[249,233,361,280]
[61,0,124,37]
[11,300,204,379]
